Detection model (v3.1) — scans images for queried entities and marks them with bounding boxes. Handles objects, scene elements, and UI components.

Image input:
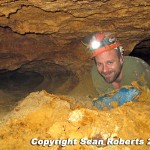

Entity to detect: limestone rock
[0,89,150,150]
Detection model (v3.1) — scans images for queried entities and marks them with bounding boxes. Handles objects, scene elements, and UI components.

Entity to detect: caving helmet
[83,32,124,57]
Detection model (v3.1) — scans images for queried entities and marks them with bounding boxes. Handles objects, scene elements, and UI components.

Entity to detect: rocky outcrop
[0,1,150,59]
[0,89,150,150]
[0,1,149,116]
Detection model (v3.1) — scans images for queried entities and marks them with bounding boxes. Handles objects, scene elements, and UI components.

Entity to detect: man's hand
[93,87,141,110]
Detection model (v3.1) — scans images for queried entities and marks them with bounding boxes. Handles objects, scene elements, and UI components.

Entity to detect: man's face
[95,49,123,83]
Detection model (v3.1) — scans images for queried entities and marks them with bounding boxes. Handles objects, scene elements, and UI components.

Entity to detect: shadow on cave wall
[129,37,150,65]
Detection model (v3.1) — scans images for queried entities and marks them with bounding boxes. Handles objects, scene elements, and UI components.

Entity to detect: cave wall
[0,0,150,71]
[0,27,90,73]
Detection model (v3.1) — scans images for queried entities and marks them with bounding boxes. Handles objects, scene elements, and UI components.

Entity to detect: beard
[100,64,123,83]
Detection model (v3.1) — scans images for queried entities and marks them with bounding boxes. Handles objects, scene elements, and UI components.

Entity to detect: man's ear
[93,57,97,64]
[120,54,124,64]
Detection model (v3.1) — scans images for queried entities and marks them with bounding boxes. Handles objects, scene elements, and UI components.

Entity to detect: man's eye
[107,61,113,65]
[97,63,102,66]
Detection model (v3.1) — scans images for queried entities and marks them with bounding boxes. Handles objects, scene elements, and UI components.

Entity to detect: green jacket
[91,56,150,95]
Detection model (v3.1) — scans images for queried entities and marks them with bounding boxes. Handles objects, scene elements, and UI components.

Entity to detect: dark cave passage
[129,37,150,65]
[0,63,79,97]
[0,70,44,96]
[0,62,79,119]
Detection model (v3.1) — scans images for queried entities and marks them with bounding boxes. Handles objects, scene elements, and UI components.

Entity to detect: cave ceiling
[0,0,150,71]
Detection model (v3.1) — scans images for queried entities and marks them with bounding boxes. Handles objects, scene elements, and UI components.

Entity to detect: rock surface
[0,0,150,72]
[0,88,150,150]
[0,1,149,92]
[0,2,149,149]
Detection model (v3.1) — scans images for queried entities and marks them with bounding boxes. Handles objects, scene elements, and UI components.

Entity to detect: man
[84,32,150,109]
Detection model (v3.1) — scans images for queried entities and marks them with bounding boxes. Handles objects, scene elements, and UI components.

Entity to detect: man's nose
[103,64,109,73]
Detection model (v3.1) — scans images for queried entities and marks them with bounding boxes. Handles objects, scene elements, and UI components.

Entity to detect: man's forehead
[95,49,119,59]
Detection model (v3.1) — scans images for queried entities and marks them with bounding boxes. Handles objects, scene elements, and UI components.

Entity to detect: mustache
[101,71,113,76]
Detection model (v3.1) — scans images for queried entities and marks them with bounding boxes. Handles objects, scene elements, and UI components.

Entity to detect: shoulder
[123,56,150,88]
[124,56,150,69]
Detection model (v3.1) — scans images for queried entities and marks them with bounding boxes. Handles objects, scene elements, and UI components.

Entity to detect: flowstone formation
[0,87,150,150]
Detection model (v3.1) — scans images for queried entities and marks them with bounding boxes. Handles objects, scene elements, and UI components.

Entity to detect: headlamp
[89,36,102,52]
[89,33,118,52]
[82,32,122,57]
[90,40,101,50]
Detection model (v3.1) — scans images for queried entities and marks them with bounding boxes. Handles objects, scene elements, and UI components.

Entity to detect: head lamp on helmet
[87,32,123,57]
